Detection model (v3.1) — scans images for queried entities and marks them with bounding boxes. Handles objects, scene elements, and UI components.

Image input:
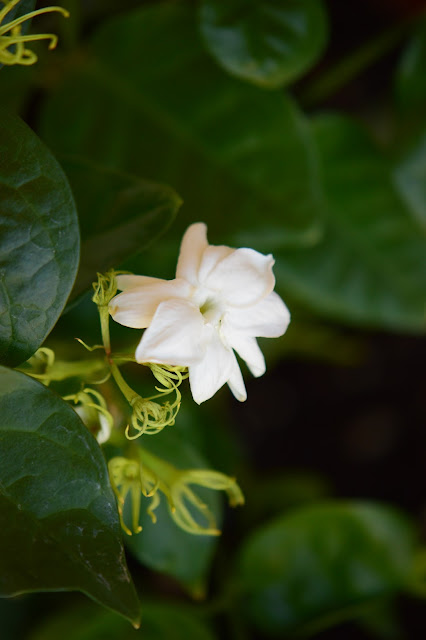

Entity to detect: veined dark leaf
[0,111,80,366]
[0,366,140,626]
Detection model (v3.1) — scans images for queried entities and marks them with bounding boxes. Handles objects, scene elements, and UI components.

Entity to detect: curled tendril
[123,365,188,439]
[166,468,245,536]
[108,451,244,537]
[147,363,189,394]
[20,347,55,384]
[64,388,114,444]
[125,394,180,439]
[0,0,69,66]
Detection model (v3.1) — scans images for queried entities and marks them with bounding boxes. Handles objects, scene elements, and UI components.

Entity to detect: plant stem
[99,306,111,356]
[109,361,139,405]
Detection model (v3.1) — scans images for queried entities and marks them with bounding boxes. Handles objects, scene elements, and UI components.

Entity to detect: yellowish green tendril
[108,449,244,536]
[92,271,187,439]
[64,388,114,444]
[0,0,69,66]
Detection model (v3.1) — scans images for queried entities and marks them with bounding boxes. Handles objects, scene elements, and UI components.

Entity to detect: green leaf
[39,3,322,251]
[126,430,222,597]
[238,501,416,636]
[0,366,140,626]
[395,18,426,113]
[0,112,80,367]
[60,157,182,300]
[274,114,426,332]
[199,0,328,89]
[29,601,216,640]
[393,128,426,231]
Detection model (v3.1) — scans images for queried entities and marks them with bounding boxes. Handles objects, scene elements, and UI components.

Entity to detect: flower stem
[99,306,111,356]
[109,361,139,405]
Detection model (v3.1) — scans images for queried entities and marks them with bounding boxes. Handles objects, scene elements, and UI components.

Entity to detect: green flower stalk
[18,347,109,385]
[108,449,244,536]
[0,0,69,66]
[92,270,187,438]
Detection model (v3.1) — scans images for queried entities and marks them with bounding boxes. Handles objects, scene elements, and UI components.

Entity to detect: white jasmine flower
[109,223,290,404]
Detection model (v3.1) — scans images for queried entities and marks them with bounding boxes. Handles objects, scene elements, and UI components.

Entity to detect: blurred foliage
[61,157,182,301]
[395,17,426,114]
[40,3,322,250]
[199,0,328,89]
[28,601,216,640]
[0,0,425,638]
[238,501,416,635]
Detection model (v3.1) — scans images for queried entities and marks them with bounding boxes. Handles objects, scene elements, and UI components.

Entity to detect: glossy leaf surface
[239,501,415,635]
[200,0,328,88]
[0,366,140,625]
[0,112,79,366]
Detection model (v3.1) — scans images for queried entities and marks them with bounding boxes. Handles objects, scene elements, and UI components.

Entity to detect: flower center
[199,296,222,326]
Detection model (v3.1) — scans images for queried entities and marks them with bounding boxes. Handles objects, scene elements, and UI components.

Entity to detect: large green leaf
[238,501,416,636]
[29,601,216,640]
[393,128,426,231]
[60,157,182,300]
[39,3,322,251]
[126,430,222,597]
[0,366,140,626]
[274,115,426,332]
[199,0,328,89]
[0,112,79,366]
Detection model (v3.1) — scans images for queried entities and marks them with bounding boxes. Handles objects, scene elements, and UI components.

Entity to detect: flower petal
[189,326,235,404]
[226,333,266,378]
[227,354,247,402]
[198,245,235,283]
[224,291,290,337]
[135,299,205,366]
[176,222,208,285]
[109,278,191,329]
[116,274,166,291]
[204,248,275,307]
